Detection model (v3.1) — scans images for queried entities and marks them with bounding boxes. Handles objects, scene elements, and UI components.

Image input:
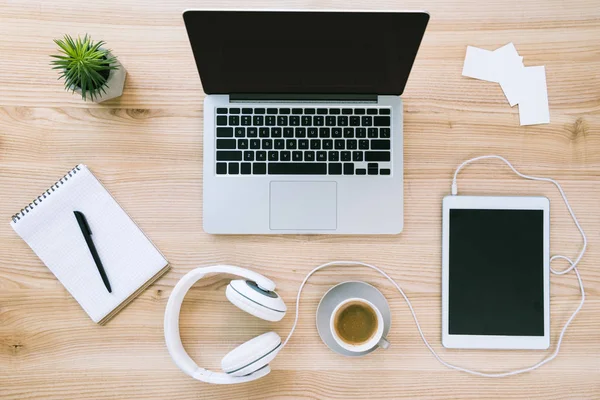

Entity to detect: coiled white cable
[282,155,587,378]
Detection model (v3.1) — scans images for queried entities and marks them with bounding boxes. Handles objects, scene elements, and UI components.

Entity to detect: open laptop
[183,10,429,234]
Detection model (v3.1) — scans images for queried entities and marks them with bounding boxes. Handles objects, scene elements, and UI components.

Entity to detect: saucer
[316,281,391,357]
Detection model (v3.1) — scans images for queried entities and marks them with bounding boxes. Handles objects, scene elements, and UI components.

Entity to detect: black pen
[74,211,112,293]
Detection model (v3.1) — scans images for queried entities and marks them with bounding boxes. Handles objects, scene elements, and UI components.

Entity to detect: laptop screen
[183,11,429,95]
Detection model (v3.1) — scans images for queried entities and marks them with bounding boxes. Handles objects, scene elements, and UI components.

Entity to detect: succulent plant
[51,34,118,101]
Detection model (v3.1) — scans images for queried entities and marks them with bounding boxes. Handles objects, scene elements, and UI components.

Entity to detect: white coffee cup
[330,297,390,353]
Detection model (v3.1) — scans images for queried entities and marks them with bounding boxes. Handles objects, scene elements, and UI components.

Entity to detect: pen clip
[74,211,92,235]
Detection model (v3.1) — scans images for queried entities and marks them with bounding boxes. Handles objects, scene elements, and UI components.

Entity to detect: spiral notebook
[10,165,169,325]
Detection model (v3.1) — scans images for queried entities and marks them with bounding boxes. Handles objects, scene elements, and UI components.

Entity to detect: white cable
[282,155,587,378]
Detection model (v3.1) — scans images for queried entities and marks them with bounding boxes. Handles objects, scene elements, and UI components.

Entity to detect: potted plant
[51,34,126,102]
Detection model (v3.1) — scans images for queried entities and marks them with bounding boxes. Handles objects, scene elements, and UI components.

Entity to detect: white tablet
[442,196,550,350]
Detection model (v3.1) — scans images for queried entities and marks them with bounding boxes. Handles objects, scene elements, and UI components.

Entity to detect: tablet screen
[449,209,544,336]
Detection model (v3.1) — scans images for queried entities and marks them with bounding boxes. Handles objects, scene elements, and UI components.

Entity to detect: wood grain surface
[1,1,599,399]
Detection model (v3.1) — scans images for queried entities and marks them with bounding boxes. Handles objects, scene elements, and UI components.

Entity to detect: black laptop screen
[183,11,429,95]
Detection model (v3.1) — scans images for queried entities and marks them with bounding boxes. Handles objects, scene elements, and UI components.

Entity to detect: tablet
[442,196,550,350]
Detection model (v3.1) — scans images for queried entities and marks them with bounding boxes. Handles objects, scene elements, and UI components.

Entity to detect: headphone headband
[164,265,276,384]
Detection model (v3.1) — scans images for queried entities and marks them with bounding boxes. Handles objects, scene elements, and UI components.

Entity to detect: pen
[73,211,112,293]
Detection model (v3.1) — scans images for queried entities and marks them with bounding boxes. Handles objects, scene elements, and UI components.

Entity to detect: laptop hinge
[229,93,378,103]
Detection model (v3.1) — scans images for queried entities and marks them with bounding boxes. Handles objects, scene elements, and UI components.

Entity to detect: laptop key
[371,140,391,150]
[229,108,240,114]
[314,116,324,126]
[342,108,353,115]
[367,109,378,115]
[279,108,291,114]
[350,116,360,126]
[380,169,391,175]
[317,151,327,161]
[344,128,354,138]
[317,108,328,115]
[216,116,228,125]
[242,108,253,114]
[283,127,294,137]
[368,128,378,138]
[379,109,391,115]
[265,116,276,126]
[259,128,270,137]
[323,139,333,149]
[338,116,348,126]
[280,151,291,161]
[216,108,227,114]
[262,139,273,149]
[254,108,265,114]
[217,139,236,149]
[253,163,267,174]
[267,108,278,114]
[359,140,369,150]
[328,151,339,161]
[356,127,366,138]
[362,116,373,126]
[329,163,342,175]
[238,139,248,149]
[216,151,242,161]
[229,163,239,174]
[305,151,315,161]
[354,109,365,115]
[366,151,391,162]
[216,163,227,174]
[247,127,258,137]
[286,139,297,149]
[274,139,285,149]
[341,151,351,161]
[326,116,336,126]
[241,116,252,126]
[268,163,326,175]
[320,127,331,138]
[250,139,260,149]
[344,163,354,175]
[380,128,391,138]
[302,116,312,126]
[353,151,364,162]
[217,127,233,137]
[268,151,279,161]
[295,127,306,138]
[292,108,303,114]
[290,116,300,126]
[298,139,309,149]
[277,116,288,126]
[332,128,342,138]
[235,127,245,137]
[241,163,252,174]
[356,168,367,175]
[347,139,357,150]
[292,151,303,161]
[310,139,321,149]
[256,151,266,161]
[308,128,318,138]
[244,151,254,161]
[305,108,316,114]
[374,116,391,126]
[271,127,282,137]
[329,108,341,115]
[229,116,240,126]
[335,139,345,150]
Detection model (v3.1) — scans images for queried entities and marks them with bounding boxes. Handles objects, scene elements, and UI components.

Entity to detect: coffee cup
[329,297,390,353]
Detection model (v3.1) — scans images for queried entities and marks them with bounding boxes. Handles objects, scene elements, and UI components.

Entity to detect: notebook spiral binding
[11,165,81,224]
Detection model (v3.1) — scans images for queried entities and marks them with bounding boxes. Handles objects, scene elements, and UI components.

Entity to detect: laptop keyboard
[215,107,392,175]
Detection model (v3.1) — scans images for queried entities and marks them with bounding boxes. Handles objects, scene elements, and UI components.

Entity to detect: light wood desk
[1,1,599,399]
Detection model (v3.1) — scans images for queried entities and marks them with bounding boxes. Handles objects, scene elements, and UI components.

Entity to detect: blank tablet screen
[449,209,544,336]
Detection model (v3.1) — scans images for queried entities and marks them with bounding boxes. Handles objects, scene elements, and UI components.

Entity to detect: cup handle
[377,337,390,350]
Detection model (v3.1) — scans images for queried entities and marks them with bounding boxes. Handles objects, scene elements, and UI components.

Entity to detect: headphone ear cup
[226,280,287,322]
[221,332,282,377]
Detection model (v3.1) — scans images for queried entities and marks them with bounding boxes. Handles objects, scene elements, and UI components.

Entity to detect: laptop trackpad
[270,181,337,230]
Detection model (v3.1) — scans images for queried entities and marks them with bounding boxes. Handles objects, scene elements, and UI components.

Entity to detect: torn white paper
[462,46,498,82]
[517,66,550,126]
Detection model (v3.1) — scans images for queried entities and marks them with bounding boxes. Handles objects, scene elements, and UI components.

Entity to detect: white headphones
[164,265,287,384]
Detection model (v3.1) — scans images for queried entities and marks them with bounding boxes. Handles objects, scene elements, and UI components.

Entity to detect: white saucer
[316,281,391,357]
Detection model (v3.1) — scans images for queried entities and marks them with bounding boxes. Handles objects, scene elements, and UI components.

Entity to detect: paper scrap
[517,66,549,126]
[462,46,498,82]
[494,43,525,106]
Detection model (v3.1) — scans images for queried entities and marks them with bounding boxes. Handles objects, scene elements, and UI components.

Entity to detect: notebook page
[11,165,168,323]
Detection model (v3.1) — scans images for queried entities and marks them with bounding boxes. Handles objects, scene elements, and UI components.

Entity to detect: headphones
[164,265,287,384]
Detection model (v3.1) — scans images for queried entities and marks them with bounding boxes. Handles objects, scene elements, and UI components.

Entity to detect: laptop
[183,10,429,234]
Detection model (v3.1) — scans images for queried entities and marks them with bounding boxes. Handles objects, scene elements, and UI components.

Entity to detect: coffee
[333,301,378,345]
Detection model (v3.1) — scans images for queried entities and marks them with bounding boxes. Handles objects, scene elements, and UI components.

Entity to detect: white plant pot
[72,51,126,103]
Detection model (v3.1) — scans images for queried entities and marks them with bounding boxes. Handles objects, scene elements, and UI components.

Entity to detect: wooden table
[1,1,599,399]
